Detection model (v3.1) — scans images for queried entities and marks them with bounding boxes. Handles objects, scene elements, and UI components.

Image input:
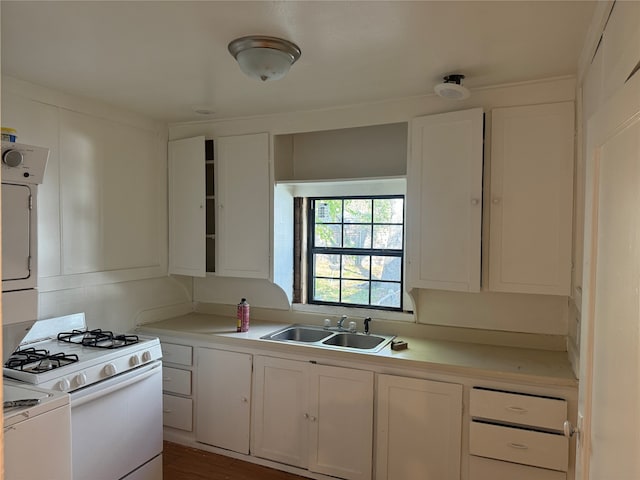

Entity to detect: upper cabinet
[216,133,270,279]
[168,133,270,280]
[489,102,574,295]
[407,108,484,292]
[168,136,206,277]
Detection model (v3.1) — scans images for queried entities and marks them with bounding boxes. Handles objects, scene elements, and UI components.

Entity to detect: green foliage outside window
[309,196,404,310]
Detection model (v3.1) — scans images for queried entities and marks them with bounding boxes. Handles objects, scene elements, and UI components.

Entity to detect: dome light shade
[228,35,302,82]
[434,74,471,100]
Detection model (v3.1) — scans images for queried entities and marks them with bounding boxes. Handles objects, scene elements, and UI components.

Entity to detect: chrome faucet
[337,315,348,330]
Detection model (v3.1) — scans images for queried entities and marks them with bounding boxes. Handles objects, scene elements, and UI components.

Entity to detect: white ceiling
[1,1,596,124]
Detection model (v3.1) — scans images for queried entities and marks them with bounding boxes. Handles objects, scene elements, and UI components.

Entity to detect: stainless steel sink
[266,326,333,343]
[261,325,394,353]
[322,332,387,350]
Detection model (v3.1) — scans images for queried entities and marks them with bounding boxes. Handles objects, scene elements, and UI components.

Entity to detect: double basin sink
[260,325,395,353]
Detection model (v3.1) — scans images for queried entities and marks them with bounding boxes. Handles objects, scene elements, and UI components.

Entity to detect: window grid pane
[309,195,404,311]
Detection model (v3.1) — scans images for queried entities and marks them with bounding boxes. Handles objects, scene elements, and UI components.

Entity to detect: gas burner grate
[4,347,79,372]
[57,329,139,349]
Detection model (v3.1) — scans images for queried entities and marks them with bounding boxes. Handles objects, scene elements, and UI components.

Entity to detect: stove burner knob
[75,372,87,387]
[130,354,140,367]
[57,378,71,391]
[141,351,152,363]
[104,363,117,377]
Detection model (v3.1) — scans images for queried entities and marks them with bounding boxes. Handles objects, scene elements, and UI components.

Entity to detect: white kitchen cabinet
[195,348,252,454]
[469,456,566,480]
[252,355,374,480]
[168,136,206,276]
[489,102,574,295]
[161,342,194,432]
[216,133,270,279]
[376,374,463,480]
[4,404,72,480]
[168,137,216,276]
[469,386,569,478]
[406,108,484,292]
[162,394,193,431]
[252,355,309,467]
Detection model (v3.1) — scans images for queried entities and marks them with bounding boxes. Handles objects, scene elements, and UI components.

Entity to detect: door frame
[578,68,640,479]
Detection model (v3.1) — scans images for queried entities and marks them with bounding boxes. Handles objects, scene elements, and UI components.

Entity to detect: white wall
[285,123,407,180]
[170,76,575,337]
[2,76,192,332]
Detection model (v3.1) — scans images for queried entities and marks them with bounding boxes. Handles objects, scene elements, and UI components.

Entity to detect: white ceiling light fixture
[434,74,471,100]
[228,35,302,82]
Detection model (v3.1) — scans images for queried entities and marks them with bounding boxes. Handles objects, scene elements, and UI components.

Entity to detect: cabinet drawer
[469,422,568,471]
[162,367,191,395]
[162,394,193,431]
[469,455,566,480]
[161,343,192,366]
[470,388,567,431]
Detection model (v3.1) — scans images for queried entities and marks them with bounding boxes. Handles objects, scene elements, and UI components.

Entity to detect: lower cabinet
[376,374,463,480]
[161,342,194,432]
[468,387,569,479]
[469,456,567,480]
[195,347,252,454]
[252,355,374,480]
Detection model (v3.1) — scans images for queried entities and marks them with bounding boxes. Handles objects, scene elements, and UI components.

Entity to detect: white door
[195,348,252,454]
[376,374,463,480]
[308,364,374,480]
[489,102,574,295]
[578,68,640,479]
[168,136,206,276]
[216,133,270,279]
[1,183,32,283]
[252,356,309,468]
[406,108,483,292]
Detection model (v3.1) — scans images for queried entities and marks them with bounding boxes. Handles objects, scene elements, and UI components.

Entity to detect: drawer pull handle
[163,377,172,382]
[506,406,528,414]
[163,409,173,413]
[508,443,529,450]
[564,420,579,438]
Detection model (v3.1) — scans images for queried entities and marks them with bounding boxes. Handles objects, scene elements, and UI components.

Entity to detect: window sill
[291,303,415,323]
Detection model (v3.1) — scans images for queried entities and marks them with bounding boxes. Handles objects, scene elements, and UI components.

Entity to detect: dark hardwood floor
[163,441,308,480]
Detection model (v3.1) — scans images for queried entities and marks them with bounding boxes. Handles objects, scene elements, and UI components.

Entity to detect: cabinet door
[309,365,374,480]
[195,348,252,454]
[5,405,72,480]
[489,102,574,295]
[407,108,483,292]
[216,133,270,279]
[2,184,32,284]
[376,374,463,480]
[168,136,206,276]
[252,356,309,468]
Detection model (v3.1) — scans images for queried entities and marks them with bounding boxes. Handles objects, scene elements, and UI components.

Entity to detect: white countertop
[136,313,577,387]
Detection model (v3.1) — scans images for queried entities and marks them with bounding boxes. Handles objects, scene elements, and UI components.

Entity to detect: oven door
[70,361,162,480]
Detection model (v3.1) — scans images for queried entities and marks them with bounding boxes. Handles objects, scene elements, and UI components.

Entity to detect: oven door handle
[71,361,161,408]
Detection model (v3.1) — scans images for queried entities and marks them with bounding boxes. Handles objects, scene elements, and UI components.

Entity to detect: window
[307,195,404,311]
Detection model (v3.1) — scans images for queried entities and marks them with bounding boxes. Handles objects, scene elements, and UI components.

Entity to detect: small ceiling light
[228,35,302,82]
[434,74,471,100]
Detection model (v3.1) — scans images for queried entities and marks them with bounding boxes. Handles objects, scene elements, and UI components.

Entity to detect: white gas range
[3,313,164,480]
[4,316,163,393]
